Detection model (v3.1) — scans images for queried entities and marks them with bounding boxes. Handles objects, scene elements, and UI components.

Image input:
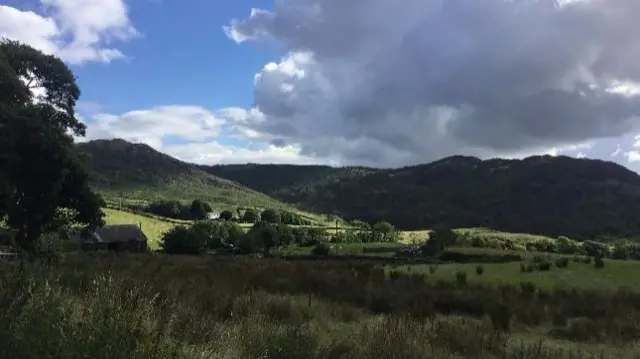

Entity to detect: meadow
[391,259,640,292]
[3,253,640,359]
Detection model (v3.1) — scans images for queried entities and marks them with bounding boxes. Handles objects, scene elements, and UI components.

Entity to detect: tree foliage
[0,40,104,252]
[202,157,640,240]
[190,200,208,220]
[219,210,234,221]
[260,209,281,224]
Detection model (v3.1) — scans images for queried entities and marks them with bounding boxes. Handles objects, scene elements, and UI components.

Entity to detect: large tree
[0,40,104,253]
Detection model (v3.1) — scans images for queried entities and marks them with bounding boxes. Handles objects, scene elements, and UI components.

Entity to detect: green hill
[204,156,640,240]
[76,139,300,213]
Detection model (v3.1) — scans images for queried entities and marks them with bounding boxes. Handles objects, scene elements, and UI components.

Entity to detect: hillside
[76,139,298,212]
[204,156,640,240]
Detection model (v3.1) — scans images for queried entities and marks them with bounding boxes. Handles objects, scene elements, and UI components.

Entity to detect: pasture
[102,208,182,247]
[392,258,640,292]
[3,254,640,358]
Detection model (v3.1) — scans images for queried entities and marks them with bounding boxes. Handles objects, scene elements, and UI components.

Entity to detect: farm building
[68,224,149,253]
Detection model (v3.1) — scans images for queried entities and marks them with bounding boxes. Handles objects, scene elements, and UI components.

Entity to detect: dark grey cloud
[226,0,640,168]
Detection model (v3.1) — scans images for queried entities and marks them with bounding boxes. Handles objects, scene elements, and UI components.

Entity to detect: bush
[241,221,280,254]
[260,209,281,224]
[161,226,207,255]
[538,261,552,271]
[242,209,258,223]
[190,199,208,220]
[429,265,437,274]
[555,258,569,269]
[475,265,485,276]
[311,243,331,256]
[146,200,190,220]
[219,210,234,221]
[372,221,400,242]
[455,271,468,286]
[520,263,526,273]
[594,256,605,269]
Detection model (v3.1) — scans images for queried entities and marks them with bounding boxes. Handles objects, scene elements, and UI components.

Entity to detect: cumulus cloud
[79,105,331,166]
[83,106,224,149]
[224,0,640,168]
[0,0,137,64]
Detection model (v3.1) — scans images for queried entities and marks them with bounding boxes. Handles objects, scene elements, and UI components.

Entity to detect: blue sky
[1,0,640,171]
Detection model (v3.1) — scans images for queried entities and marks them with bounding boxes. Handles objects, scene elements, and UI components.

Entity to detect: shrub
[241,221,280,254]
[372,221,400,242]
[538,261,552,271]
[161,226,207,255]
[429,265,437,274]
[190,199,208,220]
[471,236,487,248]
[260,209,281,224]
[311,243,331,256]
[455,271,467,286]
[526,264,534,273]
[219,210,234,221]
[611,245,630,260]
[241,209,258,223]
[520,263,526,273]
[555,258,569,269]
[475,265,485,276]
[594,256,605,269]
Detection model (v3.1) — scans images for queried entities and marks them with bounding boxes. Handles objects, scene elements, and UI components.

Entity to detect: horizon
[83,137,639,173]
[2,0,639,172]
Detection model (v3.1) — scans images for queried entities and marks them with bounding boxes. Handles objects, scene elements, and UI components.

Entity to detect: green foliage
[3,256,635,358]
[475,265,485,276]
[76,139,303,214]
[203,158,640,240]
[219,210,234,221]
[144,200,191,220]
[372,221,400,242]
[241,221,280,254]
[241,209,258,223]
[160,225,207,255]
[190,199,208,220]
[594,256,605,269]
[0,40,104,253]
[161,220,244,254]
[422,225,456,257]
[260,208,281,224]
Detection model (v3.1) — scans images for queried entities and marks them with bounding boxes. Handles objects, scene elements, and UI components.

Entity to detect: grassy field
[3,254,640,358]
[391,259,640,292]
[102,208,183,248]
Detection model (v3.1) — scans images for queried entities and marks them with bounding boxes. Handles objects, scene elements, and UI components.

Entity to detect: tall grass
[0,254,638,358]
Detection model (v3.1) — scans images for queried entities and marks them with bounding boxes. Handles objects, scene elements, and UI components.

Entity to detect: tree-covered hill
[204,156,640,240]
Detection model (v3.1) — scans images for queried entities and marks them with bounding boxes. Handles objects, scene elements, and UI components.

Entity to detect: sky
[1,0,640,171]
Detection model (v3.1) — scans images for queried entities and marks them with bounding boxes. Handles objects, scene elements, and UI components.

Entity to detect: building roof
[68,224,147,243]
[95,224,147,243]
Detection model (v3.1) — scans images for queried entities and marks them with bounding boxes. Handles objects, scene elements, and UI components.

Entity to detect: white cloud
[634,135,640,148]
[79,104,329,166]
[223,0,640,168]
[627,151,640,163]
[83,106,224,149]
[164,141,336,166]
[0,0,137,64]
